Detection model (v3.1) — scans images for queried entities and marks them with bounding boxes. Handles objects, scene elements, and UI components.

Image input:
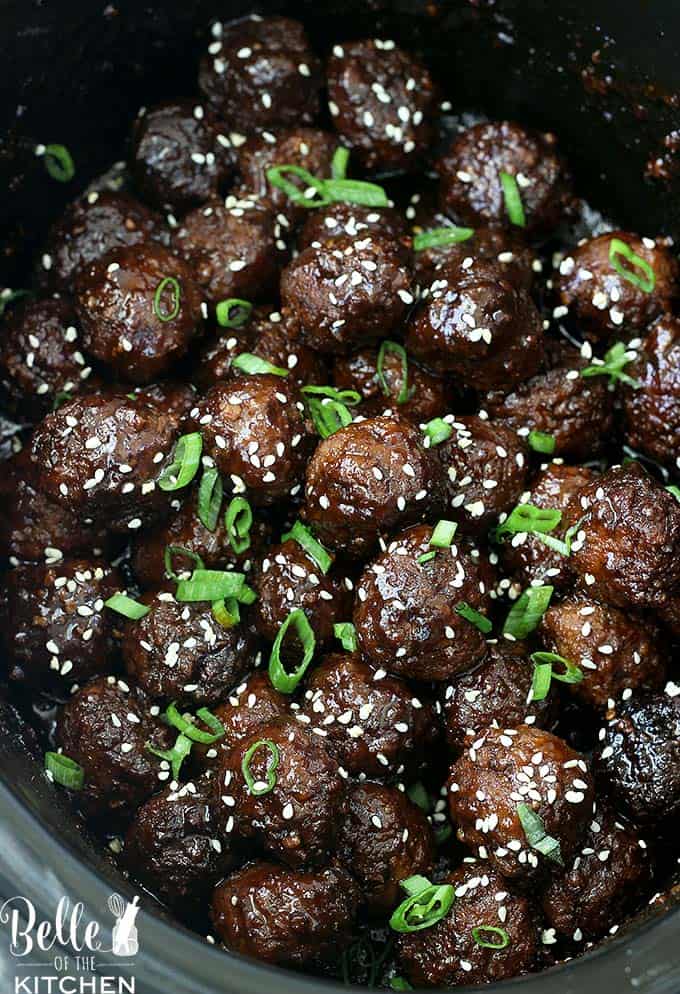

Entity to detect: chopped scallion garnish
[528,430,556,455]
[581,341,641,389]
[423,417,453,446]
[471,925,510,949]
[197,466,223,531]
[44,144,75,182]
[530,651,583,701]
[175,569,245,602]
[147,733,193,781]
[516,802,563,865]
[266,164,389,208]
[158,432,203,491]
[455,601,493,634]
[331,146,350,180]
[377,340,411,405]
[496,503,562,540]
[413,226,474,251]
[163,545,205,582]
[104,592,150,620]
[499,171,526,227]
[45,752,84,790]
[268,608,316,693]
[212,597,240,628]
[334,621,358,653]
[216,298,252,328]
[225,496,253,554]
[153,276,181,322]
[165,702,225,744]
[609,238,656,293]
[430,519,458,549]
[502,585,554,639]
[241,738,280,795]
[389,876,455,933]
[232,352,288,377]
[282,520,332,573]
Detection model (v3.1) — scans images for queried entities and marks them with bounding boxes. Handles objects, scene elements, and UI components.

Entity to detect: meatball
[211,860,359,967]
[74,242,203,383]
[184,375,312,505]
[119,590,260,706]
[396,864,539,988]
[441,643,556,752]
[327,39,436,173]
[448,724,595,879]
[332,346,449,424]
[569,462,680,610]
[39,190,160,290]
[303,414,441,558]
[124,773,235,912]
[437,121,571,235]
[280,232,413,355]
[0,558,119,692]
[298,202,410,256]
[622,314,680,470]
[28,390,184,533]
[337,781,434,914]
[354,524,493,681]
[130,100,232,212]
[484,341,615,460]
[198,15,322,131]
[437,415,529,533]
[299,653,434,779]
[56,675,171,819]
[542,804,653,942]
[554,231,679,340]
[596,692,680,825]
[540,595,666,712]
[413,221,536,290]
[216,715,345,868]
[253,539,353,650]
[173,192,288,307]
[405,258,544,391]
[208,670,289,757]
[0,296,91,418]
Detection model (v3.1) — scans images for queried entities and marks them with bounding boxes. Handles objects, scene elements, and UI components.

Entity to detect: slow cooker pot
[0,1,679,992]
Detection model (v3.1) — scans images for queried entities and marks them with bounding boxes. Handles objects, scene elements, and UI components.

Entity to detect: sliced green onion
[417,550,437,564]
[496,503,562,539]
[153,276,181,322]
[198,467,223,531]
[301,384,361,405]
[0,288,31,317]
[52,390,73,411]
[530,662,553,702]
[503,585,554,639]
[323,178,389,207]
[499,171,526,227]
[581,341,641,389]
[423,417,453,446]
[158,432,203,491]
[282,520,332,573]
[609,238,656,293]
[175,569,245,602]
[306,395,353,438]
[225,496,253,554]
[517,802,563,865]
[45,752,84,790]
[216,298,252,328]
[165,702,225,744]
[232,352,289,377]
[331,146,350,180]
[530,650,583,701]
[528,430,556,455]
[413,226,475,251]
[147,732,192,781]
[406,782,431,812]
[390,979,413,991]
[471,926,510,949]
[266,164,331,207]
[268,608,316,693]
[241,738,280,796]
[44,144,75,182]
[104,592,150,620]
[237,582,257,605]
[666,485,680,503]
[163,545,205,581]
[212,597,240,628]
[334,621,358,653]
[377,340,411,405]
[389,876,455,933]
[455,601,493,634]
[430,519,458,549]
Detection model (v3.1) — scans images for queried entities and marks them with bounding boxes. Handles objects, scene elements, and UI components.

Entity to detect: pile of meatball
[1,13,679,990]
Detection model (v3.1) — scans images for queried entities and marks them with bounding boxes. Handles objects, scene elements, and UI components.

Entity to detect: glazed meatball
[119,590,260,706]
[596,692,680,825]
[130,100,232,212]
[208,670,289,756]
[354,524,493,681]
[327,39,436,173]
[173,191,288,307]
[540,595,666,712]
[554,231,679,340]
[405,258,544,391]
[332,346,449,424]
[124,773,235,912]
[28,390,184,533]
[621,314,680,470]
[437,121,571,235]
[184,375,312,505]
[542,804,653,942]
[441,643,556,752]
[280,232,413,355]
[253,539,352,650]
[569,462,680,610]
[484,340,615,460]
[498,462,595,589]
[39,190,160,290]
[303,414,441,558]
[337,782,434,914]
[298,202,410,255]
[216,715,345,868]
[449,724,595,879]
[0,296,91,418]
[396,864,539,987]
[299,653,434,779]
[198,15,322,131]
[413,221,536,290]
[437,415,529,533]
[211,861,359,967]
[0,559,119,692]
[56,675,171,819]
[74,242,203,383]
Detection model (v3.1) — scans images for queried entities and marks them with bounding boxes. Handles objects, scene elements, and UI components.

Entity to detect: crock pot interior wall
[0,1,679,992]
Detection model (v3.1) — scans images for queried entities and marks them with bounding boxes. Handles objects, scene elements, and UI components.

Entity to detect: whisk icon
[108,893,140,957]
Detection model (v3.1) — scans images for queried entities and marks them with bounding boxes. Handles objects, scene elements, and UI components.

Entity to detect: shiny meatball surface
[298,202,410,255]
[622,314,680,470]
